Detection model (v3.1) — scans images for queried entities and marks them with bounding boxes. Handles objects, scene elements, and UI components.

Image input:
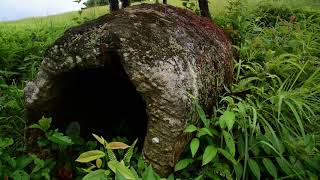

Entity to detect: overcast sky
[0,0,85,21]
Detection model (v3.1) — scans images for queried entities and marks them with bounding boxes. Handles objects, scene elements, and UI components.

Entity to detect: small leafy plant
[76,134,162,179]
[181,0,200,15]
[29,117,74,147]
[175,101,237,179]
[0,137,57,180]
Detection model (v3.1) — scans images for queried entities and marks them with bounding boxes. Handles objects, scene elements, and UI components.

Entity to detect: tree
[198,0,211,19]
[109,0,130,12]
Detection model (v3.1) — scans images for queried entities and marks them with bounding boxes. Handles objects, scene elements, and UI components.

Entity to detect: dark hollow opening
[49,54,148,147]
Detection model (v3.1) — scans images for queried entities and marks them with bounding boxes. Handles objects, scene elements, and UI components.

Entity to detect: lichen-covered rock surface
[24,4,233,176]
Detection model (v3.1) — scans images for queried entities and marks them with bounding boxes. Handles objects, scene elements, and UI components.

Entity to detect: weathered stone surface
[24,4,233,176]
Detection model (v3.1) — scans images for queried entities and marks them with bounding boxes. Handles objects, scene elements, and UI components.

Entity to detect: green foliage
[29,117,74,146]
[262,158,277,177]
[175,159,193,172]
[1,118,99,179]
[76,134,160,179]
[142,165,162,180]
[0,137,55,180]
[1,118,79,179]
[82,169,110,180]
[76,150,106,163]
[0,6,108,153]
[202,145,218,166]
[190,138,200,157]
[181,0,200,15]
[248,159,260,179]
[177,0,320,179]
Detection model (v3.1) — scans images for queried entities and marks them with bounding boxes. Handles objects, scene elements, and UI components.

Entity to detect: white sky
[0,0,85,21]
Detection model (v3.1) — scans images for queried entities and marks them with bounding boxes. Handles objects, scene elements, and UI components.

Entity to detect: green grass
[0,0,320,179]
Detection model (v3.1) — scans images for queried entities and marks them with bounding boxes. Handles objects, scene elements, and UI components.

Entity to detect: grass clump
[176,0,320,179]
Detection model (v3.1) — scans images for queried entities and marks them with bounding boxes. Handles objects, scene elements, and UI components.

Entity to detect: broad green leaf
[275,157,292,175]
[237,102,246,115]
[221,96,234,105]
[138,158,146,172]
[219,111,235,131]
[196,128,213,137]
[116,169,127,180]
[194,175,203,180]
[143,165,160,180]
[167,174,175,180]
[76,150,105,163]
[190,138,200,158]
[92,134,107,146]
[10,170,30,180]
[184,125,198,133]
[1,152,16,168]
[248,159,260,179]
[30,155,45,173]
[96,159,102,168]
[38,117,52,131]
[262,158,277,177]
[174,159,193,171]
[108,160,136,179]
[130,167,140,178]
[196,128,207,138]
[237,135,245,157]
[0,137,13,148]
[107,149,117,161]
[222,131,235,156]
[124,139,138,166]
[302,156,318,172]
[120,160,125,166]
[234,162,243,180]
[28,124,43,131]
[106,142,130,150]
[37,139,49,147]
[217,148,236,164]
[82,169,109,180]
[196,104,209,128]
[202,145,217,166]
[48,131,73,145]
[81,165,96,173]
[15,156,33,170]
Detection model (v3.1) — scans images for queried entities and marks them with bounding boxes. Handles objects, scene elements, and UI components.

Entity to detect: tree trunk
[198,0,211,19]
[163,0,167,4]
[24,4,232,177]
[122,0,130,8]
[109,0,119,12]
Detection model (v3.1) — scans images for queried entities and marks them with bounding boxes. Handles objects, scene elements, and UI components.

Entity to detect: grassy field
[1,0,320,179]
